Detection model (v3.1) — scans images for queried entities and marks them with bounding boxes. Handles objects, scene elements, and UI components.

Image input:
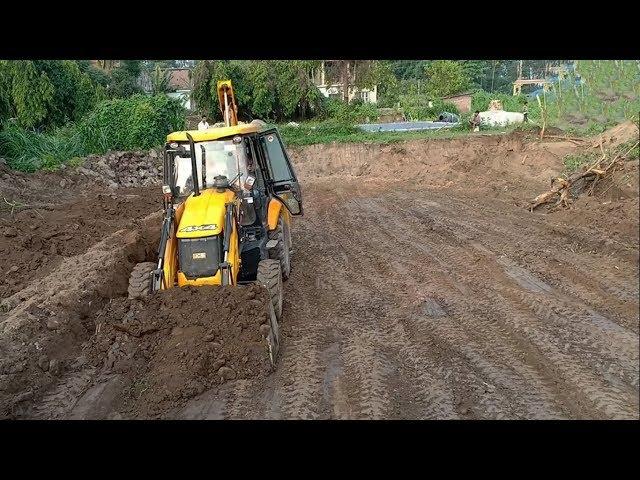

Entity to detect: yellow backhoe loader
[128,80,303,365]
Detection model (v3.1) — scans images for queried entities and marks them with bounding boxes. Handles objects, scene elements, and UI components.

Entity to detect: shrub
[320,98,379,123]
[0,94,186,172]
[400,96,460,121]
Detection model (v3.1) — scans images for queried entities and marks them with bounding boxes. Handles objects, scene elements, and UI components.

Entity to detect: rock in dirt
[2,228,17,238]
[37,355,49,371]
[218,366,236,381]
[48,359,62,376]
[46,318,61,330]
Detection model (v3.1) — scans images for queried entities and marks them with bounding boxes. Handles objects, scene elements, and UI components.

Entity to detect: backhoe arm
[217,80,239,127]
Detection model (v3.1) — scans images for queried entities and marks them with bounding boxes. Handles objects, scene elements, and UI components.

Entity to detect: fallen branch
[528,141,637,211]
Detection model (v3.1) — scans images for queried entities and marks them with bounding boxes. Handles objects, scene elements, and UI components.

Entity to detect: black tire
[256,259,283,321]
[128,262,155,299]
[268,216,291,280]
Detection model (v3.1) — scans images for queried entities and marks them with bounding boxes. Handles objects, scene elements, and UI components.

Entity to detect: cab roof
[166,122,269,143]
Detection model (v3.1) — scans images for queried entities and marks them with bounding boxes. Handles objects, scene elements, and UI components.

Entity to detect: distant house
[166,68,193,111]
[442,92,473,113]
[139,67,194,111]
[312,61,377,103]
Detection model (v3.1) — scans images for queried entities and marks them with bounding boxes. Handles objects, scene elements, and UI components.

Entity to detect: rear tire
[128,262,155,299]
[256,259,283,321]
[268,216,291,280]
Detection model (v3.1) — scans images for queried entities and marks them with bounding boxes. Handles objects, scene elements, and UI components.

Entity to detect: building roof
[168,69,192,90]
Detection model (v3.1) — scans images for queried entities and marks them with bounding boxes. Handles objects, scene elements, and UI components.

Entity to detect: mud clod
[37,356,49,372]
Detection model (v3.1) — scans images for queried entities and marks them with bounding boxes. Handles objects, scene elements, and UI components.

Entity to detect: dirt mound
[85,285,274,418]
[0,212,161,419]
[590,120,639,150]
[289,133,569,200]
[0,187,161,299]
[81,150,163,188]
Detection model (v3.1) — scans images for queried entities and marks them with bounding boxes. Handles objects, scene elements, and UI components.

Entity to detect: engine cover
[178,236,221,279]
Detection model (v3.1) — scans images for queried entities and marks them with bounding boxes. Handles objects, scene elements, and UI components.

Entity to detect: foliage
[192,60,323,122]
[548,60,640,133]
[76,94,185,152]
[191,60,390,122]
[424,60,470,97]
[0,60,105,130]
[320,98,379,123]
[387,61,431,80]
[396,93,460,121]
[562,152,596,173]
[107,62,144,99]
[0,95,185,172]
[150,64,172,95]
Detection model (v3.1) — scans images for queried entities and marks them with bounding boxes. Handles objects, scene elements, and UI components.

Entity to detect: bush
[0,94,186,172]
[471,89,541,121]
[320,98,379,123]
[400,95,460,121]
[76,94,185,153]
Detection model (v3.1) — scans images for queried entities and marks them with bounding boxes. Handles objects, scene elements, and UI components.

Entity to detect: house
[442,92,473,113]
[312,61,378,103]
[138,67,194,111]
[166,68,193,111]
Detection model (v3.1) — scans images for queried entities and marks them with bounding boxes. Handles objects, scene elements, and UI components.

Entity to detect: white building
[312,61,378,103]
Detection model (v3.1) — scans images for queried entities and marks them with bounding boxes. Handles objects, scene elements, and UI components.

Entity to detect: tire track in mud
[352,202,568,419]
[370,193,638,418]
[318,203,459,419]
[403,191,639,328]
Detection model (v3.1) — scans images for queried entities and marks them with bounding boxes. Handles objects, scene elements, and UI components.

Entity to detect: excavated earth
[0,126,638,420]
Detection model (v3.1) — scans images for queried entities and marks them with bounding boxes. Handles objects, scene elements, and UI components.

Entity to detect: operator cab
[163,124,303,282]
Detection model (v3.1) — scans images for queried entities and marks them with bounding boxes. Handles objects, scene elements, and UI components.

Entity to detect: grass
[279,120,516,147]
[563,153,595,173]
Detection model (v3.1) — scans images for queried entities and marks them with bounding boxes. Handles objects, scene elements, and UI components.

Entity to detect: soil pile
[86,284,274,418]
[0,187,161,299]
[81,150,163,188]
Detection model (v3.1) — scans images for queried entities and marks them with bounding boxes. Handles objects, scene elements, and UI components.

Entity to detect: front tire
[128,262,155,299]
[256,259,283,321]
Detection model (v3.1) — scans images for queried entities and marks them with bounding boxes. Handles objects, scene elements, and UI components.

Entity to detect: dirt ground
[1,127,638,419]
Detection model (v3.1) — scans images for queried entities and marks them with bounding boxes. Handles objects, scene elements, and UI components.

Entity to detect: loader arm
[217,80,239,127]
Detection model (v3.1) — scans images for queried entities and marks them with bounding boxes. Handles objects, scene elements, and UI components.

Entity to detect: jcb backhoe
[128,80,303,365]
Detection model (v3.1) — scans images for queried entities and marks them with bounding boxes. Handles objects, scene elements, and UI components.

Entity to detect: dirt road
[2,130,638,419]
[173,180,638,420]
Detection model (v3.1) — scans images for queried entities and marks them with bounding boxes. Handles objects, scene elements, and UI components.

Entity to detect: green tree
[424,60,470,98]
[107,61,143,99]
[150,64,172,95]
[1,60,54,128]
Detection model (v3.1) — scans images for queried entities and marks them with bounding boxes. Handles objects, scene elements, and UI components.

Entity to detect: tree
[150,64,172,95]
[0,60,105,129]
[424,60,470,98]
[107,63,143,99]
[388,60,431,80]
[0,60,54,129]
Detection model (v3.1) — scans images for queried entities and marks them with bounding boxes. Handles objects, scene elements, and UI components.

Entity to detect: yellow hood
[176,189,236,238]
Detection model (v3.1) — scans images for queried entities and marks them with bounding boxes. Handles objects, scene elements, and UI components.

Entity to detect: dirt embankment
[0,124,638,420]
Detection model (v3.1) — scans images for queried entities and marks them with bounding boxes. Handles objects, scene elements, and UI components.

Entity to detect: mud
[82,285,272,419]
[1,126,638,420]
